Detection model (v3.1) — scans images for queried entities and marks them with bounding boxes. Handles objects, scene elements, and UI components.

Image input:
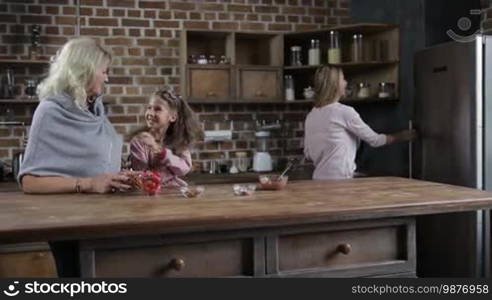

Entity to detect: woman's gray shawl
[18,93,122,181]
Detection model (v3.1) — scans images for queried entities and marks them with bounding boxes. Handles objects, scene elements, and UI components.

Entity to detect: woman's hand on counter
[83,173,132,194]
[21,174,131,194]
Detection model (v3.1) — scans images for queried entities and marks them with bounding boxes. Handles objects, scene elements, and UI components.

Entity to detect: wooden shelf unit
[180,23,400,104]
[0,59,48,101]
[180,29,284,103]
[284,23,400,102]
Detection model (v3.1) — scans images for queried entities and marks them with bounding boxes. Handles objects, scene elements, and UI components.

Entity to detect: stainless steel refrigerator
[415,35,491,277]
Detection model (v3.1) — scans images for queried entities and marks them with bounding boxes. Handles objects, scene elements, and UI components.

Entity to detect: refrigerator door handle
[409,120,413,179]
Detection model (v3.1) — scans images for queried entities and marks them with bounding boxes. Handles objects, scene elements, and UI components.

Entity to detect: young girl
[304,66,415,179]
[129,87,203,187]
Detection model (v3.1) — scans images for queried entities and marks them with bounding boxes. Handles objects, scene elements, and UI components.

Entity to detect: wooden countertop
[1,177,492,243]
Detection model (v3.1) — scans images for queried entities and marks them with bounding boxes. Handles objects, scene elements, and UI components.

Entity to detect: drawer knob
[255,91,266,97]
[337,243,352,255]
[206,91,217,97]
[170,258,185,271]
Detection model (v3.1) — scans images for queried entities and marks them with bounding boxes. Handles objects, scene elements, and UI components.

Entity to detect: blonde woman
[304,66,415,179]
[19,37,130,194]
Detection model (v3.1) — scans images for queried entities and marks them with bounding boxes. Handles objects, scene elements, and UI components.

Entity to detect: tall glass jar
[351,34,360,62]
[328,31,341,64]
[308,39,320,66]
[290,46,302,66]
[285,75,295,101]
[358,34,364,61]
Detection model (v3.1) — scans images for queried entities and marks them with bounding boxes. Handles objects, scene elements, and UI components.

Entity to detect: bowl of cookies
[258,175,288,190]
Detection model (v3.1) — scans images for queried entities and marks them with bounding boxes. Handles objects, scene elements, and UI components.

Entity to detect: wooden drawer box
[0,242,56,278]
[187,65,233,102]
[237,66,282,102]
[266,219,415,277]
[80,234,260,278]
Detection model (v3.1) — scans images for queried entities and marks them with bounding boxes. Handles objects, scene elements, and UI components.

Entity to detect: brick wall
[0,0,351,174]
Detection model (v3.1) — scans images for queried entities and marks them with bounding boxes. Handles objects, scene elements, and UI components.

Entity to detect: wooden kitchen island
[1,177,492,278]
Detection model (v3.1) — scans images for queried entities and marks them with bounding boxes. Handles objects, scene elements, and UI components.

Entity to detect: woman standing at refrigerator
[303,66,415,180]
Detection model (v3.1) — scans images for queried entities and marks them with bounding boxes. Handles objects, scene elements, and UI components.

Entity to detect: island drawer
[80,234,261,278]
[267,218,416,277]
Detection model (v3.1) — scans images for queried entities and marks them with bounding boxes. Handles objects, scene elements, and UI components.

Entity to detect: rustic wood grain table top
[1,177,492,243]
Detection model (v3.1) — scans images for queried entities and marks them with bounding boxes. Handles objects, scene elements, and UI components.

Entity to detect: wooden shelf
[0,121,26,126]
[0,59,49,65]
[187,98,398,105]
[0,99,39,104]
[186,64,232,69]
[284,61,399,71]
[342,97,398,104]
[285,23,398,38]
[288,98,398,104]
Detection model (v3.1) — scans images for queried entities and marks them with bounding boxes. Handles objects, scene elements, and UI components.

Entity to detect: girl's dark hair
[156,87,203,152]
[128,87,203,153]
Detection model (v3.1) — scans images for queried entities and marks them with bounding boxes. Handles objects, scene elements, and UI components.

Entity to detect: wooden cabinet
[180,30,283,104]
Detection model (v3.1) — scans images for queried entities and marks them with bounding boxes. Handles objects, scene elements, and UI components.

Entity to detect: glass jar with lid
[351,34,364,62]
[208,55,217,64]
[197,54,208,64]
[25,79,37,99]
[328,31,341,64]
[308,39,320,65]
[236,152,249,173]
[218,55,230,64]
[290,46,302,66]
[356,82,371,99]
[284,75,295,101]
[378,82,395,98]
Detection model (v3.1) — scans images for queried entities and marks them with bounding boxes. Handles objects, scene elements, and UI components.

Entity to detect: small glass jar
[290,46,302,66]
[197,54,208,64]
[208,54,217,64]
[303,86,315,100]
[29,44,41,60]
[378,82,395,98]
[236,152,249,173]
[188,55,197,64]
[345,82,355,99]
[356,82,371,99]
[25,79,37,99]
[218,55,229,64]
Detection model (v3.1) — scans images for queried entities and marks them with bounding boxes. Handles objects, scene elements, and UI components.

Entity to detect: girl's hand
[88,173,132,193]
[138,132,161,153]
